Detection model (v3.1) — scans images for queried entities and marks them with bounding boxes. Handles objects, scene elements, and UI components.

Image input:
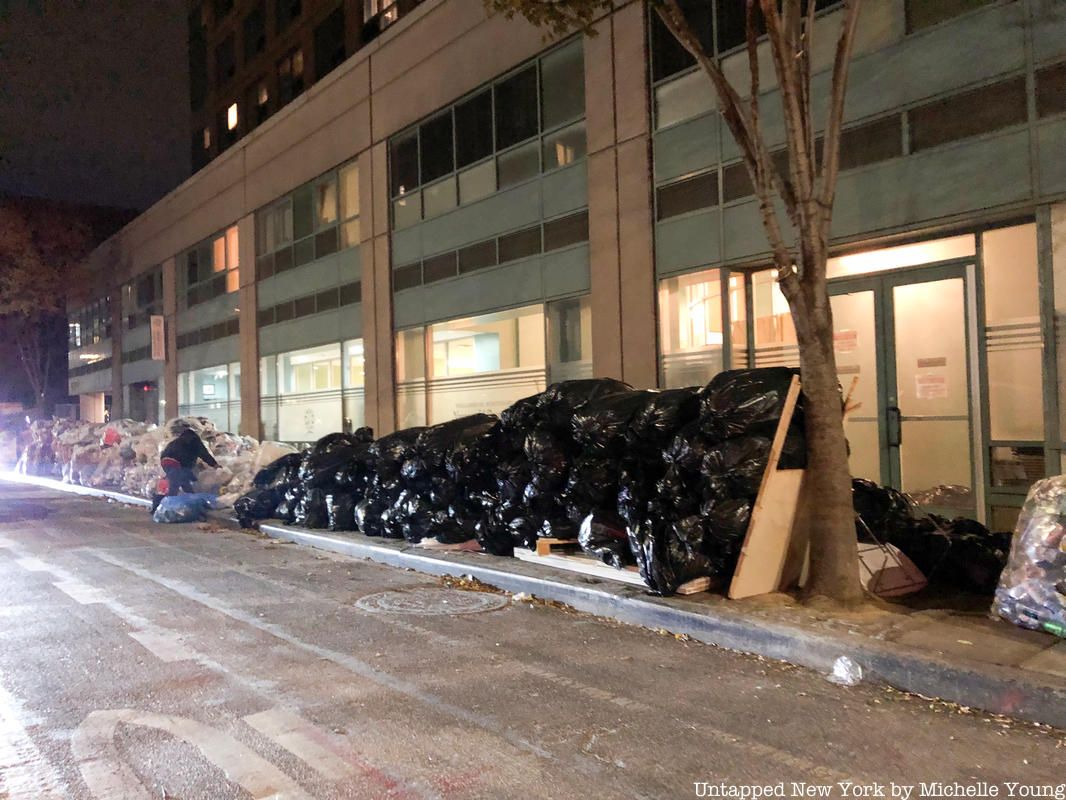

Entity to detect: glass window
[396,326,427,429]
[292,184,314,240]
[752,269,798,367]
[390,130,419,196]
[455,89,493,168]
[542,121,586,170]
[655,70,715,129]
[650,0,707,82]
[216,33,236,86]
[543,210,588,251]
[1036,61,1066,119]
[277,47,304,105]
[498,225,541,262]
[313,5,345,80]
[339,161,359,220]
[314,176,338,228]
[494,66,538,149]
[243,2,266,62]
[458,240,497,274]
[905,0,993,33]
[343,338,366,431]
[341,218,360,249]
[1055,204,1066,461]
[276,0,301,31]
[423,251,457,283]
[547,295,592,382]
[983,224,1043,442]
[392,191,421,229]
[213,236,227,272]
[909,78,1027,153]
[540,40,585,129]
[659,269,725,388]
[273,343,342,442]
[497,141,539,189]
[827,234,976,279]
[657,171,718,220]
[422,176,457,219]
[420,111,455,184]
[427,305,546,423]
[458,160,495,205]
[839,115,903,171]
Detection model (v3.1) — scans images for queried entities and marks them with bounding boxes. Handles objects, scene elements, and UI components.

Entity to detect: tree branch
[818,0,862,216]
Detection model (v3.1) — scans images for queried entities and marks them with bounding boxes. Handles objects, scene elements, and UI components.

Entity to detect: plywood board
[728,375,808,600]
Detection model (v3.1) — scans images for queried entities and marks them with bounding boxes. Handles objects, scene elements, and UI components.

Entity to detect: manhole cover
[354,588,508,616]
[0,502,52,523]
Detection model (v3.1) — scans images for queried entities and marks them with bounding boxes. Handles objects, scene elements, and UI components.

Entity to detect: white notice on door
[915,374,948,400]
[834,329,858,353]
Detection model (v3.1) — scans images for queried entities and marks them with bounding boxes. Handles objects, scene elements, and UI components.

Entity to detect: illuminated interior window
[227,103,238,131]
[203,127,211,149]
[827,234,976,279]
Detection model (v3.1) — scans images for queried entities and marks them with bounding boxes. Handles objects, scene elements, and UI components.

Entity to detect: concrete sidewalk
[5,471,1066,729]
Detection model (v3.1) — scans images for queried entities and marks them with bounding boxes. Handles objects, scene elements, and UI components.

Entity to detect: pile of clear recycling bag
[12,415,297,508]
[995,476,1066,637]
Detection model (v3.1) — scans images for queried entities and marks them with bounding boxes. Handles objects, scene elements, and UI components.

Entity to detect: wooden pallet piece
[535,537,581,557]
[728,375,808,600]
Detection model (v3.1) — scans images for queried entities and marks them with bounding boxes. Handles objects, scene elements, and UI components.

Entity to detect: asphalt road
[0,480,1062,800]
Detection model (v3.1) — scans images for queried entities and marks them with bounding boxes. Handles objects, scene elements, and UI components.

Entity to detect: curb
[4,474,1065,729]
[260,522,1066,730]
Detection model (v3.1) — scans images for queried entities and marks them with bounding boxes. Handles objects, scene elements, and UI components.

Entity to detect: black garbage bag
[571,391,655,456]
[234,487,282,528]
[352,426,375,443]
[699,367,802,442]
[275,485,304,523]
[370,428,426,478]
[253,452,304,488]
[475,514,514,557]
[627,387,702,447]
[294,488,329,529]
[327,493,357,531]
[578,514,633,569]
[500,393,542,433]
[355,497,386,537]
[538,378,633,430]
[628,516,716,595]
[701,496,753,576]
[701,436,772,497]
[298,433,365,490]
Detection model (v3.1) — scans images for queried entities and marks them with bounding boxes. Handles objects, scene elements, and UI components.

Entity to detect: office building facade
[70,0,1066,527]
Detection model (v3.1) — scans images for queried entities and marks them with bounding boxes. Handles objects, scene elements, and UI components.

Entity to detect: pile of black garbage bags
[236,368,805,595]
[852,478,1011,594]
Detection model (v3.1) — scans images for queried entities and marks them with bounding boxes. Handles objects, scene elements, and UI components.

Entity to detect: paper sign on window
[834,329,858,353]
[150,315,165,361]
[916,374,948,400]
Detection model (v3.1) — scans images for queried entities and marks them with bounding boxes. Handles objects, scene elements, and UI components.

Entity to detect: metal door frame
[828,259,976,501]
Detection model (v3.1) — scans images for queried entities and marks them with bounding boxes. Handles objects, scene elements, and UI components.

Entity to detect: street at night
[0,481,1062,799]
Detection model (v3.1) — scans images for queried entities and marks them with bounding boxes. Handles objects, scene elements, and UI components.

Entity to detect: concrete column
[237,213,261,438]
[360,142,396,436]
[162,256,179,421]
[584,2,658,389]
[110,291,124,418]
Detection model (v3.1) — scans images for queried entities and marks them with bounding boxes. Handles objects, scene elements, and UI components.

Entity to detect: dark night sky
[0,0,191,211]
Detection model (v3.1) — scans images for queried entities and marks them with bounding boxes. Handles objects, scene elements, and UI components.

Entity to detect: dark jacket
[161,429,219,469]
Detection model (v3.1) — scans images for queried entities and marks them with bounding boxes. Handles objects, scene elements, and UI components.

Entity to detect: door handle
[887,406,902,447]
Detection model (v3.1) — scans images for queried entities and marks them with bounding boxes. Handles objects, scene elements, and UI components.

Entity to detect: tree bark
[789,280,864,604]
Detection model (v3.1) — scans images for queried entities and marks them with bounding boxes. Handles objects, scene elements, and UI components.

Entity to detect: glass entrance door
[830,265,974,516]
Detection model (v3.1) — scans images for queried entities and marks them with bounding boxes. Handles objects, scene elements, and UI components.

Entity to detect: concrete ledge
[5,473,1065,729]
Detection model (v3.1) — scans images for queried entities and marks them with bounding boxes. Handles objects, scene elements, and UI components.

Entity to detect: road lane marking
[127,629,198,662]
[72,708,314,800]
[52,580,107,604]
[86,548,557,762]
[15,557,49,571]
[0,680,69,800]
[245,708,356,781]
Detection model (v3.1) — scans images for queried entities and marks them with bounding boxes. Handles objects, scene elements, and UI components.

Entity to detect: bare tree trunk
[790,282,863,604]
